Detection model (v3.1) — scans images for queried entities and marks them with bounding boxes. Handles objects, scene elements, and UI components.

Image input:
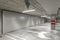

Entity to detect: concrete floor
[0,23,60,40]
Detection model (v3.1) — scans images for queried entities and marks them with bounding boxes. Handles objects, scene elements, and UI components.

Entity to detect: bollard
[51,20,56,30]
[51,24,55,30]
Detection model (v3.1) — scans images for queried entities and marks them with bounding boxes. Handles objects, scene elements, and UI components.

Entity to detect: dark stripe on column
[1,9,3,36]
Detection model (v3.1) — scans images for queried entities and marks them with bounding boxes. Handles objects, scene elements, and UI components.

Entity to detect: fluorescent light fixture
[41,16,51,19]
[22,9,35,13]
[41,16,47,17]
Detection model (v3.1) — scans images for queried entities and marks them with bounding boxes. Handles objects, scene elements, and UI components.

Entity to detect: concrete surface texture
[0,23,60,40]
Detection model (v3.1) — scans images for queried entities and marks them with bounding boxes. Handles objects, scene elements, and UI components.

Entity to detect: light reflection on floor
[38,31,51,39]
[0,23,60,40]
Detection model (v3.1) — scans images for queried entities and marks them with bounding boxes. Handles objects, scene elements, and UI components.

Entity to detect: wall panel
[3,11,29,33]
[0,10,1,35]
[3,11,41,34]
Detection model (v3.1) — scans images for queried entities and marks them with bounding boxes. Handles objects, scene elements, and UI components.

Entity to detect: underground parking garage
[0,0,60,40]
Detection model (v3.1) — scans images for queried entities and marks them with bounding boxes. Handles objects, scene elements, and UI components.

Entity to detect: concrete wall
[3,11,41,34]
[0,10,1,35]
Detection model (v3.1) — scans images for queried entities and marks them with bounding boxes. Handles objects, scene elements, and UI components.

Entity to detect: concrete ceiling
[0,0,47,16]
[0,0,60,16]
[38,0,60,15]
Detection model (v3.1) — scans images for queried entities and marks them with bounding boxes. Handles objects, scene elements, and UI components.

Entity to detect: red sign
[51,20,56,24]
